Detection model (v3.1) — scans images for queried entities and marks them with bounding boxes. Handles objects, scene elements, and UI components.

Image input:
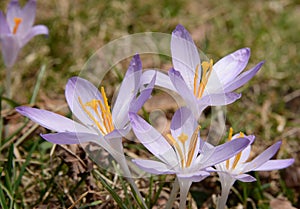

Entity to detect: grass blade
[93,170,128,209]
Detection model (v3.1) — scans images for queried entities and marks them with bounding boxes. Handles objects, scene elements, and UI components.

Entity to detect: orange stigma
[13,17,22,34]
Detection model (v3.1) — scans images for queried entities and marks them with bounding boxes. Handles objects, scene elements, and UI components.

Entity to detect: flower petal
[65,77,102,125]
[170,107,197,139]
[243,141,282,173]
[235,174,257,182]
[16,106,93,133]
[177,170,210,181]
[199,137,250,168]
[129,71,156,114]
[129,113,177,165]
[7,0,21,31]
[208,48,250,87]
[0,12,10,35]
[112,54,142,127]
[171,24,200,89]
[200,92,241,106]
[231,134,255,163]
[0,35,20,67]
[224,61,264,92]
[16,0,36,35]
[168,68,199,116]
[132,159,174,175]
[253,159,294,171]
[21,25,48,46]
[41,132,100,145]
[141,69,176,91]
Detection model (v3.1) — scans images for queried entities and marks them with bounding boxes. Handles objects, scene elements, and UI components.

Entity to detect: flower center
[225,128,245,170]
[78,87,114,135]
[166,126,200,169]
[13,17,22,34]
[193,59,213,98]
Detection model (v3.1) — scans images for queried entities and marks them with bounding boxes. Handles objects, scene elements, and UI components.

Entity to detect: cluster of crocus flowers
[0,0,48,67]
[16,23,294,209]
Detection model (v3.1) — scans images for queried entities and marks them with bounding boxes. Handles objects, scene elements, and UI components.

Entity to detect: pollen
[13,17,22,34]
[193,59,214,99]
[78,87,114,135]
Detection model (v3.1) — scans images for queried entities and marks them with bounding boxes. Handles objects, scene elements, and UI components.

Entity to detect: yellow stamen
[78,87,114,135]
[193,59,214,98]
[13,17,22,34]
[226,127,234,169]
[228,130,246,170]
[78,97,106,135]
[232,152,242,169]
[101,87,114,132]
[239,132,245,138]
[193,64,200,96]
[167,134,185,168]
[228,127,233,141]
[186,126,200,168]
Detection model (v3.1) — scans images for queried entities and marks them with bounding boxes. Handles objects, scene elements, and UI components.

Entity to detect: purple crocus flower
[0,0,49,67]
[212,129,294,209]
[16,54,155,175]
[129,107,250,209]
[143,25,264,118]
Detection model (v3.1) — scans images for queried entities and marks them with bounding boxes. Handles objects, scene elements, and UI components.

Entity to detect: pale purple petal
[207,48,250,86]
[0,12,10,35]
[112,54,142,128]
[41,132,100,145]
[141,70,176,91]
[129,71,156,113]
[1,35,20,67]
[235,174,257,182]
[21,25,48,46]
[171,24,200,89]
[18,0,36,34]
[65,77,102,125]
[104,127,130,139]
[199,92,241,106]
[7,0,21,31]
[231,134,255,163]
[243,141,282,173]
[16,106,93,134]
[177,170,210,182]
[253,159,294,171]
[132,159,174,175]
[170,107,197,139]
[168,68,199,116]
[224,61,264,92]
[200,138,250,168]
[129,113,177,165]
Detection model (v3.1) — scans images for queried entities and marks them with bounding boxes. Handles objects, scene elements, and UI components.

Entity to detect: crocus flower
[0,0,49,67]
[142,24,264,118]
[213,128,294,209]
[16,55,155,206]
[129,107,250,209]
